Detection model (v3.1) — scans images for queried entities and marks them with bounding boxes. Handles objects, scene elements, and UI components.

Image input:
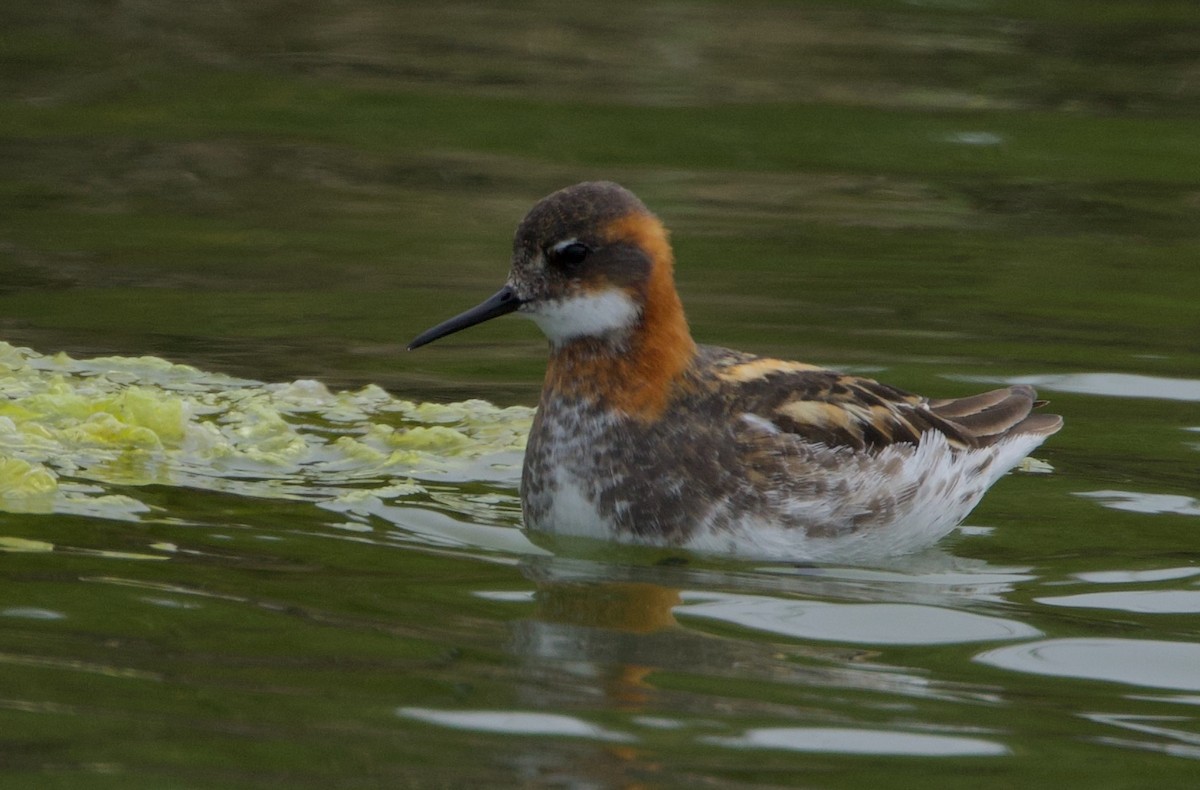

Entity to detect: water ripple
[976,638,1200,692]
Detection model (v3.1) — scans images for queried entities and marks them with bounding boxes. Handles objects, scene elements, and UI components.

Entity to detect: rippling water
[2,1,1199,787]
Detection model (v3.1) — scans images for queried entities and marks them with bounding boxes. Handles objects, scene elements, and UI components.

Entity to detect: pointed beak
[407,285,524,350]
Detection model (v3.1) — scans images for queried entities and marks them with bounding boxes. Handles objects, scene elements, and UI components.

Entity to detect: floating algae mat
[0,342,532,525]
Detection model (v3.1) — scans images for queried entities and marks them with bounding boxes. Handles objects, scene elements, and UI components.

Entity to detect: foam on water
[0,342,532,521]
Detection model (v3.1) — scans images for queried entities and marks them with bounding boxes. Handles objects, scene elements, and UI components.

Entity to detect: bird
[408,182,1062,561]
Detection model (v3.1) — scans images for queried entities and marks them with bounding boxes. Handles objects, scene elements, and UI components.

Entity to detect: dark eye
[550,241,590,267]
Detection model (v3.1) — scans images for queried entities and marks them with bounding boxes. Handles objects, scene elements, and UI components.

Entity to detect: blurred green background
[3,0,1198,404]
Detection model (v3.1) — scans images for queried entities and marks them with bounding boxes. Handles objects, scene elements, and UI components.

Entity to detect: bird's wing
[710,354,1058,452]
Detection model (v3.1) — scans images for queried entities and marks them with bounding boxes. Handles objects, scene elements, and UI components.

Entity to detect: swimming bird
[409,182,1061,560]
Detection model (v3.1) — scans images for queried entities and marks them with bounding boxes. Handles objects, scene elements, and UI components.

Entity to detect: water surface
[2,1,1199,787]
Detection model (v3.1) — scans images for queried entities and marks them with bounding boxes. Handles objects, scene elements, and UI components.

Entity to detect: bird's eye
[550,241,590,267]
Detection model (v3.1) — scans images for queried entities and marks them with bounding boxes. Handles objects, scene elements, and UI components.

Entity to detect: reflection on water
[396,707,635,743]
[1007,373,1200,402]
[1084,712,1200,761]
[509,555,1036,733]
[1076,567,1200,584]
[702,727,1009,756]
[1078,490,1200,517]
[0,607,67,621]
[975,639,1200,693]
[1037,590,1200,614]
[676,593,1039,645]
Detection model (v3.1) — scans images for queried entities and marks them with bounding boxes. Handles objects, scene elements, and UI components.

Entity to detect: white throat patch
[524,289,641,345]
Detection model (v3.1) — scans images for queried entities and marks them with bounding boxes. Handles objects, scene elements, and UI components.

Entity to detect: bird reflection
[500,550,1029,786]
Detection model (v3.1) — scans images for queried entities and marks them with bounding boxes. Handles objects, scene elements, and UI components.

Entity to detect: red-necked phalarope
[409,182,1062,560]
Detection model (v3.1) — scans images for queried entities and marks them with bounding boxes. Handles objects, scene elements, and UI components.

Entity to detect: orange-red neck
[543,213,696,420]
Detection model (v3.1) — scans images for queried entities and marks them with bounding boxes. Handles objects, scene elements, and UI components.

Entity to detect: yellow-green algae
[0,342,532,521]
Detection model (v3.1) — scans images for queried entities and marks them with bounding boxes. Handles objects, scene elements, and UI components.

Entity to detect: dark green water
[2,1,1200,787]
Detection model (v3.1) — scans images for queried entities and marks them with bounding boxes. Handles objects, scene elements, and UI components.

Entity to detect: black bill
[407,285,523,350]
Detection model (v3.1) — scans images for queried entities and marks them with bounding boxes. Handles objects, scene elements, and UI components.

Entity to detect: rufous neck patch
[543,212,697,420]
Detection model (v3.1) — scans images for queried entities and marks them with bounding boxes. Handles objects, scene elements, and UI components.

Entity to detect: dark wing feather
[707,350,1062,452]
[929,384,1062,443]
[763,373,975,451]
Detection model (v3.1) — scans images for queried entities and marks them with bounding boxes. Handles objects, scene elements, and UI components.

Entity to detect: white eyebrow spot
[549,238,580,256]
[524,289,640,345]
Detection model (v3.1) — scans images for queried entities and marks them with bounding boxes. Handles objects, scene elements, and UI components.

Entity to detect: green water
[2,1,1200,786]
